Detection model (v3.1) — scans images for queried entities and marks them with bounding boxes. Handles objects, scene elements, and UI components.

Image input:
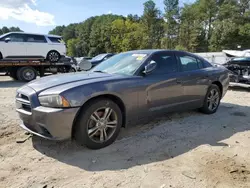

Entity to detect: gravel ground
[0,75,250,188]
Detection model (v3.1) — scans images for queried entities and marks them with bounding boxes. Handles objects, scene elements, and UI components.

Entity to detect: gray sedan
[16,50,230,149]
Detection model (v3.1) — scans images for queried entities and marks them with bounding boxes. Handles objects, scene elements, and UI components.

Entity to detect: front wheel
[74,99,122,149]
[200,84,221,114]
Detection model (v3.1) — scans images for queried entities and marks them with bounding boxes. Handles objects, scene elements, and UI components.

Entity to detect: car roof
[5,32,62,38]
[125,49,187,54]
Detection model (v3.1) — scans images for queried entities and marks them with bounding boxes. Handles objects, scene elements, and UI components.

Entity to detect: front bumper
[17,106,79,140]
[16,86,79,140]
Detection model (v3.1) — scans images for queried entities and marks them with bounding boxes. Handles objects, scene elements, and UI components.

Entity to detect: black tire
[17,67,37,82]
[0,52,2,59]
[200,84,221,114]
[74,99,122,149]
[47,51,60,63]
[9,69,18,80]
[68,67,76,73]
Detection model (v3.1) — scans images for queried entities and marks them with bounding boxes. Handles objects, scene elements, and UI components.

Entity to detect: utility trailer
[0,57,76,82]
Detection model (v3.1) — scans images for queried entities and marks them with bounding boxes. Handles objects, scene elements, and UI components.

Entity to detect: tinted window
[26,34,47,43]
[203,60,213,68]
[178,55,200,71]
[150,52,178,75]
[0,34,10,41]
[48,37,62,43]
[92,54,108,61]
[1,34,25,42]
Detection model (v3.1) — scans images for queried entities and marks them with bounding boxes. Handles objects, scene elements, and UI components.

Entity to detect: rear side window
[26,34,47,43]
[178,54,203,71]
[48,37,62,43]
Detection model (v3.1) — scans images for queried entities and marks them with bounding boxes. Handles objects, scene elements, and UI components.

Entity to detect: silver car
[16,50,230,149]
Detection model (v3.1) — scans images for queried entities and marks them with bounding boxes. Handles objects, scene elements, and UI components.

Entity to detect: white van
[0,32,66,62]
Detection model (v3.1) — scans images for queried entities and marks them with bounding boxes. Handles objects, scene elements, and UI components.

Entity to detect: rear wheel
[47,51,60,62]
[74,99,122,149]
[17,67,37,82]
[200,84,221,114]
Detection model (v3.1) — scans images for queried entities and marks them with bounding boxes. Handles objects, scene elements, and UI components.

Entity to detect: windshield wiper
[93,70,106,73]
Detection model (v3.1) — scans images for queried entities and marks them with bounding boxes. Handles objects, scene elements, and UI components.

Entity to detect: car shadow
[0,79,25,88]
[32,101,250,171]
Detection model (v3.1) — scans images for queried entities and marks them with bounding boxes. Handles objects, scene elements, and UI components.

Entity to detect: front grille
[25,123,52,138]
[20,94,29,101]
[16,93,32,113]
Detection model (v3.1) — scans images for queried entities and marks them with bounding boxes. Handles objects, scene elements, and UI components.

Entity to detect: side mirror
[5,38,11,43]
[143,61,157,75]
[79,59,92,71]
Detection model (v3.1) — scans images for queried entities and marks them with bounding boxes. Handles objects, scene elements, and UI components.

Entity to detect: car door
[25,34,48,58]
[175,52,210,107]
[138,51,184,113]
[0,33,26,58]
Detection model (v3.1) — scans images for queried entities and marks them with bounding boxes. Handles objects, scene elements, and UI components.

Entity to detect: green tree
[1,27,10,34]
[76,17,97,56]
[111,19,143,52]
[0,26,23,35]
[140,0,164,49]
[163,0,179,49]
[48,0,250,55]
[49,25,66,36]
[62,23,78,42]
[67,38,84,57]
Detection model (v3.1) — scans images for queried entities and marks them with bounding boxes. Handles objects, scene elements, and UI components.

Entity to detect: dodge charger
[16,50,230,149]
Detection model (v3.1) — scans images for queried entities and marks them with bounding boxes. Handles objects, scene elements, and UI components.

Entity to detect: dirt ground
[0,75,250,188]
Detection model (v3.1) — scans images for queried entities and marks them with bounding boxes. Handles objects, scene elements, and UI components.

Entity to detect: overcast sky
[0,0,195,34]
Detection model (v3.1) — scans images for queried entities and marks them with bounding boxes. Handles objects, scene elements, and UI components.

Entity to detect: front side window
[26,35,47,43]
[150,52,178,75]
[178,55,201,71]
[0,34,10,41]
[1,34,25,42]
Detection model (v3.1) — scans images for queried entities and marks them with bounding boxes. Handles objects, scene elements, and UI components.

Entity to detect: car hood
[26,72,113,92]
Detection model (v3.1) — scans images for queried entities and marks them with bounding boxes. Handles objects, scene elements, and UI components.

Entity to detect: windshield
[91,52,148,76]
[91,54,107,61]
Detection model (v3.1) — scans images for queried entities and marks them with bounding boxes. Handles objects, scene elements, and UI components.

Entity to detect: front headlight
[38,95,70,108]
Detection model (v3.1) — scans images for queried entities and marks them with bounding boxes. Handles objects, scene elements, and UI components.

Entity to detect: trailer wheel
[17,67,37,82]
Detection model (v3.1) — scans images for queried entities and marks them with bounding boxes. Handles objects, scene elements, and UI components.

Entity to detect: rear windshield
[48,37,63,43]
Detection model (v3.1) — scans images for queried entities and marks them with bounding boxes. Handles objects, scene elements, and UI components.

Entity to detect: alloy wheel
[22,69,35,81]
[207,89,220,111]
[49,52,59,62]
[87,107,118,143]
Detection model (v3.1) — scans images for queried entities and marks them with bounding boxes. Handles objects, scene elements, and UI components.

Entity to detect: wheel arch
[71,94,127,138]
[46,50,61,58]
[211,81,223,96]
